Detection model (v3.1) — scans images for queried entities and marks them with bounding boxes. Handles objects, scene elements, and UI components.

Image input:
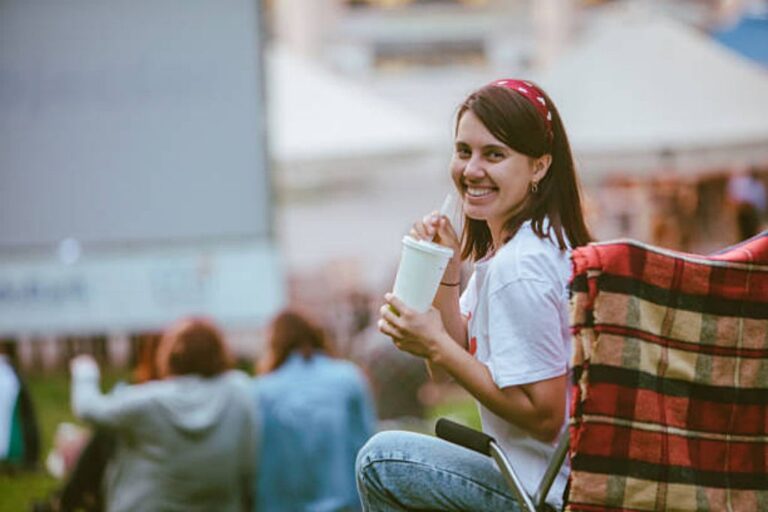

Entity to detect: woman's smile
[465,186,497,199]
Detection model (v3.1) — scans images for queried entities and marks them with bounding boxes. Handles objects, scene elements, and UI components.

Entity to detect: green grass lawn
[1,371,479,512]
[427,393,481,431]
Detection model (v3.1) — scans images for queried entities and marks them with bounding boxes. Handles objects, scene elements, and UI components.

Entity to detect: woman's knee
[357,431,403,475]
[356,431,427,485]
[356,430,515,511]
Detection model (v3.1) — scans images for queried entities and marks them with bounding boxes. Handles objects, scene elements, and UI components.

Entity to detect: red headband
[490,79,553,141]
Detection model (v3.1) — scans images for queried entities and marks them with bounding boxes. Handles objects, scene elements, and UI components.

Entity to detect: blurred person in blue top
[253,309,376,512]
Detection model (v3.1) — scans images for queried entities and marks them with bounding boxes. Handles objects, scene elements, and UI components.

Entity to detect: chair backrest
[567,232,768,511]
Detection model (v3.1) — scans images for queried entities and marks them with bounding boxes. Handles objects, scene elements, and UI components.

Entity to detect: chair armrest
[435,418,494,456]
[435,418,540,512]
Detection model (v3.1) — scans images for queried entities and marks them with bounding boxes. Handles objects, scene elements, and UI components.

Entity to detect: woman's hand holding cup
[378,294,449,361]
[410,211,462,284]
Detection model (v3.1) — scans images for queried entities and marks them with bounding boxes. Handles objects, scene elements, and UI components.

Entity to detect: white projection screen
[0,0,285,335]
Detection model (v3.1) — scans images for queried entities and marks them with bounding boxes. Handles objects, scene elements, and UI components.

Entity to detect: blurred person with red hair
[69,317,257,512]
[253,309,376,512]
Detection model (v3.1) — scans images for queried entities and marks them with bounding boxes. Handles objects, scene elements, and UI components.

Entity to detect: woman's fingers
[378,317,414,355]
[379,303,402,326]
[423,211,441,238]
[384,293,412,318]
[410,211,442,240]
[410,223,430,240]
[378,295,416,342]
[378,296,447,359]
[436,217,460,246]
[377,317,402,340]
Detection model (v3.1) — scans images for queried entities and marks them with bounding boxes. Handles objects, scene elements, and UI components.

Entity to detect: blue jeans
[356,430,522,512]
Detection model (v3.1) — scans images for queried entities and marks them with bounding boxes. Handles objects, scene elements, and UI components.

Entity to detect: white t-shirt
[459,221,572,507]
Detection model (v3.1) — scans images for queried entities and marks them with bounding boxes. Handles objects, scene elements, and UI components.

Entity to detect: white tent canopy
[266,46,440,189]
[537,7,768,180]
[265,46,447,282]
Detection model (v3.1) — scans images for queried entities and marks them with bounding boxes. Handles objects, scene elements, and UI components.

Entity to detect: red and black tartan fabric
[567,232,768,512]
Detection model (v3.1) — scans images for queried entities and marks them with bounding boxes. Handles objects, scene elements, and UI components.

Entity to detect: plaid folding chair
[437,231,768,511]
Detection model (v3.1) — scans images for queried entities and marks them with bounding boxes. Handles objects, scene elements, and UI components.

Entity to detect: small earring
[531,181,539,194]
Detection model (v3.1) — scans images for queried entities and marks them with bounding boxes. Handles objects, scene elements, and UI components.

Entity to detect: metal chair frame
[435,418,569,512]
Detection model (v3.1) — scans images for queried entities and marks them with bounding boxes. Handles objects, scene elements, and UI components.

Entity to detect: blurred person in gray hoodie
[69,317,257,512]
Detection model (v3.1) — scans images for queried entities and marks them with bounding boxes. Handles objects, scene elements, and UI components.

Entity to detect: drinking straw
[431,192,456,242]
[438,192,456,219]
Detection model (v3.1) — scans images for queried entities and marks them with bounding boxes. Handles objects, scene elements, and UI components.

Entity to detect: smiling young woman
[450,109,550,246]
[357,79,593,512]
[454,82,592,261]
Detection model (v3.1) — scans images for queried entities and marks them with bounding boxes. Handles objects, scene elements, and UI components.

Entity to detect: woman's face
[450,110,539,237]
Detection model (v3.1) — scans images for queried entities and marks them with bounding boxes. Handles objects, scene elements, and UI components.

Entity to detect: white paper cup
[392,236,454,313]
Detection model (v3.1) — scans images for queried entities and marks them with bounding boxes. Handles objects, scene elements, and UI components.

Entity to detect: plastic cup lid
[402,236,454,258]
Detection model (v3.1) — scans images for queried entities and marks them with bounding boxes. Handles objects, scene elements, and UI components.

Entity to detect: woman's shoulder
[491,225,571,285]
[497,223,569,260]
